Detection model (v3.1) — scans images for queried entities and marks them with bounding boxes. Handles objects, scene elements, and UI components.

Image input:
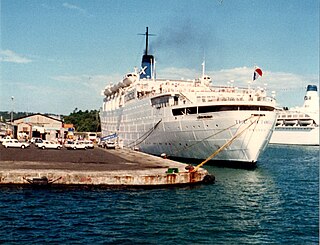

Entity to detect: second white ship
[270,85,319,146]
[100,28,277,166]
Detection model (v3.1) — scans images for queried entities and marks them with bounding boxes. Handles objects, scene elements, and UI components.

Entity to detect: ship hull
[270,126,319,145]
[101,97,276,164]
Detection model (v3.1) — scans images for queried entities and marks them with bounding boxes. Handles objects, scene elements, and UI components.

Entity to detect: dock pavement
[0,146,214,188]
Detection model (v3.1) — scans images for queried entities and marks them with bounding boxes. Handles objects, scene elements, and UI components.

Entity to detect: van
[88,133,97,142]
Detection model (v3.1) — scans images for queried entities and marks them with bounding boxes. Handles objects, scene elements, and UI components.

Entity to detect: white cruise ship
[270,85,319,145]
[100,28,277,166]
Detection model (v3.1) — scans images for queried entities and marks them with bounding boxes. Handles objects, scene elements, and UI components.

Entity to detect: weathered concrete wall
[0,168,208,186]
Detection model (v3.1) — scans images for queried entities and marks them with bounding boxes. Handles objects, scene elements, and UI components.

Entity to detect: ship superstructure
[100,28,277,165]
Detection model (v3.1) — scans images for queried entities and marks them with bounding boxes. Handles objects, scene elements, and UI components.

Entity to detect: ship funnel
[303,85,319,111]
[140,54,154,79]
[139,27,155,79]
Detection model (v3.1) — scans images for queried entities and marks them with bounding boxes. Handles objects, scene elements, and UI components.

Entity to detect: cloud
[157,66,318,92]
[62,2,86,14]
[0,50,32,63]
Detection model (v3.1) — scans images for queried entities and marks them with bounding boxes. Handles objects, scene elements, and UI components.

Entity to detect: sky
[0,0,319,115]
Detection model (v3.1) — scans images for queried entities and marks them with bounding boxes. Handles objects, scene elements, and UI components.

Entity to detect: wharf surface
[0,145,212,188]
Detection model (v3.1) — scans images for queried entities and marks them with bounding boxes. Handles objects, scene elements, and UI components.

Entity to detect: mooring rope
[191,115,262,172]
[167,114,257,158]
[125,119,162,148]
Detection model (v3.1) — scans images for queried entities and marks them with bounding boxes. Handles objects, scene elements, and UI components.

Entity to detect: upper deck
[102,75,276,112]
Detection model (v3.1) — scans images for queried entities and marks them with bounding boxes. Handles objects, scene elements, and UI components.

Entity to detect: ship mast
[145,27,149,55]
[202,60,205,78]
[140,27,155,55]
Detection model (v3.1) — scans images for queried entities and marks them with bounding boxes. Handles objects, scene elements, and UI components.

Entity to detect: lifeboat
[123,73,138,86]
[275,120,284,126]
[284,120,298,126]
[298,119,314,126]
[104,85,112,96]
[111,83,120,93]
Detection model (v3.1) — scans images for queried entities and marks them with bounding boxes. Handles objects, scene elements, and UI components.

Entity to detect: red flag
[253,67,263,81]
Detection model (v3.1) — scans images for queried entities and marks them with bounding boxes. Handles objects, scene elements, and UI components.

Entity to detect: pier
[0,146,213,188]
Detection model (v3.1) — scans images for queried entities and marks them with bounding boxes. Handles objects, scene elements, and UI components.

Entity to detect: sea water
[0,145,318,244]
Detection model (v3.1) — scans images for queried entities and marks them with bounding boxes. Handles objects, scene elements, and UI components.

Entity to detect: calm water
[0,145,318,244]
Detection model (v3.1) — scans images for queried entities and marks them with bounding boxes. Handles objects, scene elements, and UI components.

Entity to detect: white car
[29,137,43,145]
[64,141,87,150]
[0,136,12,143]
[2,138,12,146]
[34,139,44,147]
[79,140,94,149]
[105,140,116,149]
[37,140,62,150]
[3,139,30,149]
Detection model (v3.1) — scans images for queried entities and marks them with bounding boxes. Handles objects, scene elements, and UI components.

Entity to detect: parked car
[3,139,30,149]
[79,140,94,149]
[105,140,116,149]
[1,138,12,146]
[29,137,42,144]
[0,136,12,143]
[37,140,62,150]
[88,133,97,142]
[64,141,87,150]
[97,139,105,148]
[34,139,44,147]
[29,137,44,147]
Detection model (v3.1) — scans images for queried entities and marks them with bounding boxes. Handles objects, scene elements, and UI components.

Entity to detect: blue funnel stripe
[307,85,318,92]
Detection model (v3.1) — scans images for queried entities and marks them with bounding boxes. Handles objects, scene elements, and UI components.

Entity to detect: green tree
[64,109,100,132]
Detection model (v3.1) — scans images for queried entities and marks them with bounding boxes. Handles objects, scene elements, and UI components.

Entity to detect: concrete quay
[0,146,214,188]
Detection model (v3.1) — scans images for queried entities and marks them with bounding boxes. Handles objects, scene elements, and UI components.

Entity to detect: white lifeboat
[123,73,138,86]
[104,85,112,96]
[284,120,298,126]
[275,120,284,126]
[298,119,314,126]
[111,83,119,93]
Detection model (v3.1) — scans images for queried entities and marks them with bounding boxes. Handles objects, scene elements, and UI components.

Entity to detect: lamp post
[11,96,14,123]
